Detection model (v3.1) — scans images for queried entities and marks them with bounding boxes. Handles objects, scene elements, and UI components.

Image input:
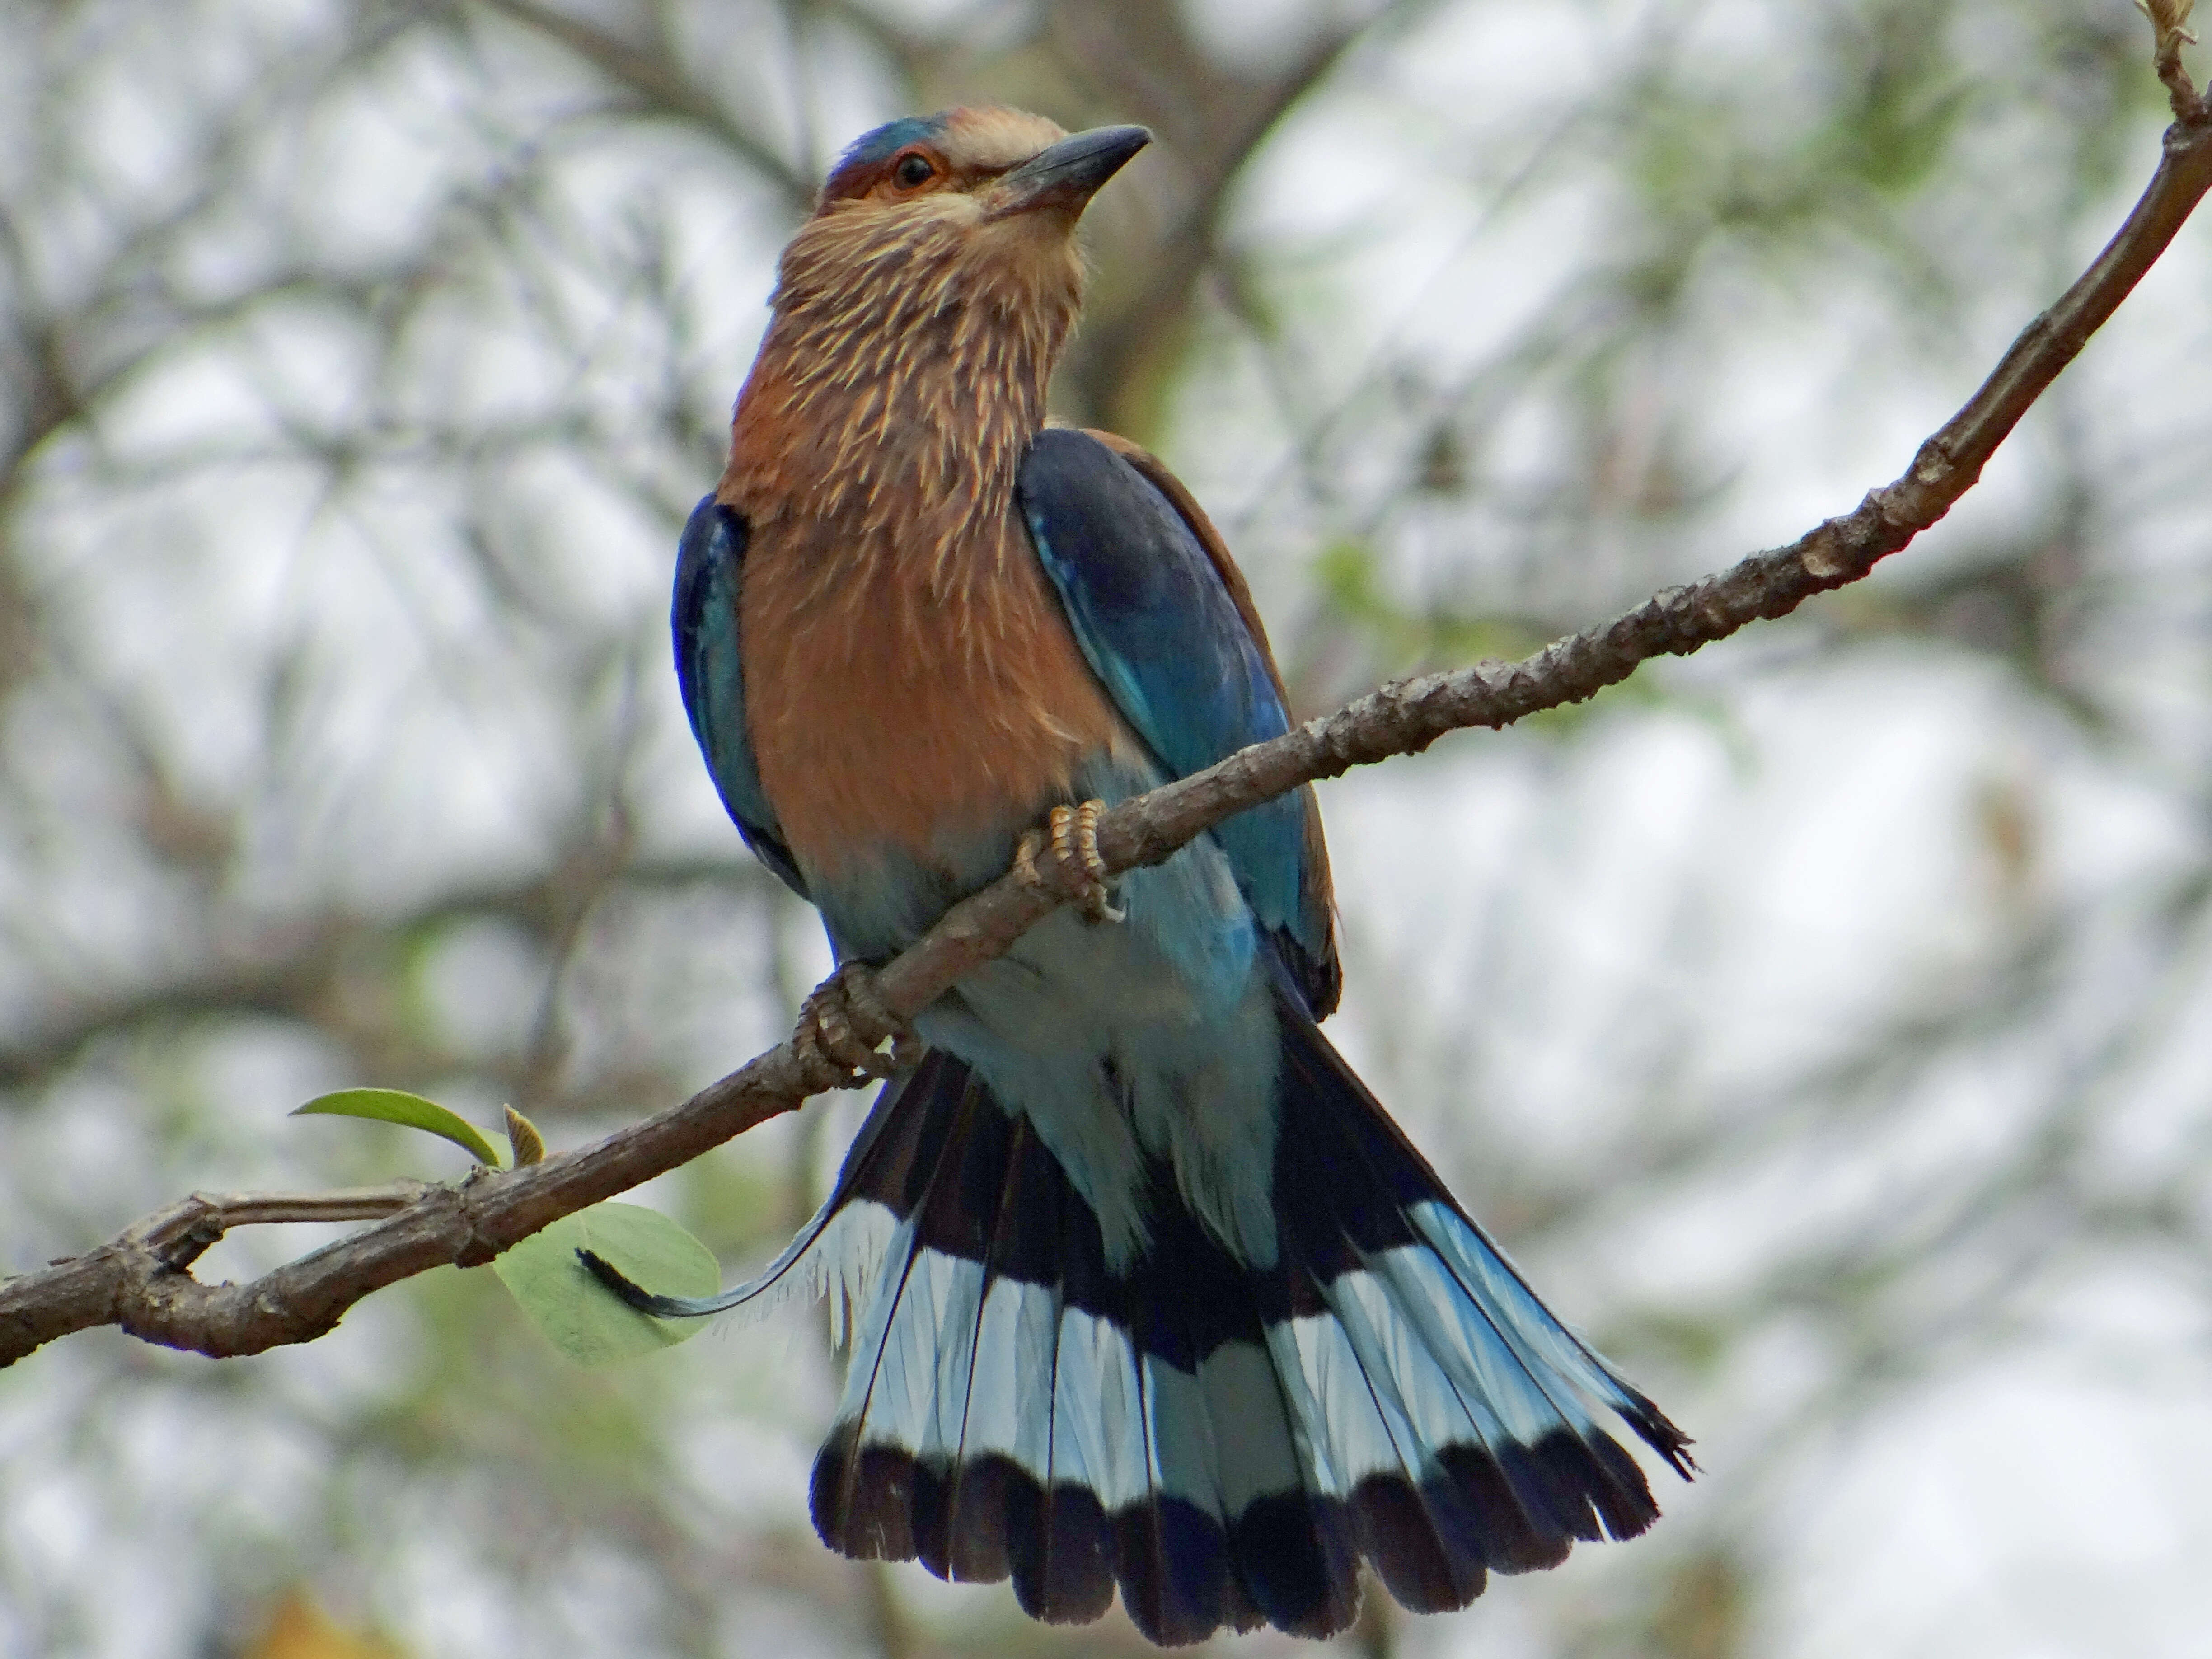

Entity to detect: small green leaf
[502,1105,546,1167]
[292,1088,504,1167]
[493,1203,719,1367]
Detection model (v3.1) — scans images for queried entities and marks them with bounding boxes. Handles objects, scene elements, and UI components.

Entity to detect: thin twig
[132,1185,436,1266]
[2140,0,2203,116]
[5,68,2210,1373]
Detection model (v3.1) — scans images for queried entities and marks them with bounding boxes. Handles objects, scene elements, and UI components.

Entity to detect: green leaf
[502,1104,546,1167]
[492,1203,719,1367]
[292,1088,503,1166]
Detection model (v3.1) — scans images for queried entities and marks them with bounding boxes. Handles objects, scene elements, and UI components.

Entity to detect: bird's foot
[1013,799,1125,924]
[791,962,923,1092]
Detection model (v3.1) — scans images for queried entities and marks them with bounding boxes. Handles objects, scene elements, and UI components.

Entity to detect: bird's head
[767,108,1150,372]
[727,109,1148,534]
[813,107,1150,226]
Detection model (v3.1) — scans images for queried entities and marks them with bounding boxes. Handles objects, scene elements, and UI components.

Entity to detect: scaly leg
[791,961,924,1092]
[1013,798,1125,924]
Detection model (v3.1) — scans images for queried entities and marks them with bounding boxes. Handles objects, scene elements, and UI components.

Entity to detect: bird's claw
[792,962,923,1092]
[1013,799,1124,924]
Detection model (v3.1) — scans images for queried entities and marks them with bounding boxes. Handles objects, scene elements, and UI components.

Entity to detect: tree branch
[468,0,817,215]
[6,67,2211,1373]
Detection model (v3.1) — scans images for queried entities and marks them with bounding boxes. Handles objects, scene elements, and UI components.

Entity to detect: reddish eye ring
[892,151,935,188]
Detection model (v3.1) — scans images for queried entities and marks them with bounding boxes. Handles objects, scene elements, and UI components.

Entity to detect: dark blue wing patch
[673,495,808,899]
[1017,430,1326,1001]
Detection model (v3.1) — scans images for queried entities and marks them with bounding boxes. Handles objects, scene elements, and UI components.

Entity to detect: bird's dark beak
[992,125,1152,219]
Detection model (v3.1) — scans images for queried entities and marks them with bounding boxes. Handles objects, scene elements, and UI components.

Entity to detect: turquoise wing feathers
[1016,427,1339,1015]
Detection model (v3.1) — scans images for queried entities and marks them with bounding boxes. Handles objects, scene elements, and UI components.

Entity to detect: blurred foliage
[4,2,2212,1657]
[245,1592,405,1659]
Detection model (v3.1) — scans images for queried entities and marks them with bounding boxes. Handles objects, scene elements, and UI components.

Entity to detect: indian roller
[601,106,1692,1645]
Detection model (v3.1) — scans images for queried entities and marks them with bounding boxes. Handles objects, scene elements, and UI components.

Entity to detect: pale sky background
[3,2,2210,1656]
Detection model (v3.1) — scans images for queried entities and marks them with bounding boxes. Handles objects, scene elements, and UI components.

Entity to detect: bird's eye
[892,152,936,189]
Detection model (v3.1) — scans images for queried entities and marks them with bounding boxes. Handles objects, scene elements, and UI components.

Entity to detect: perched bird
[600,106,1691,1645]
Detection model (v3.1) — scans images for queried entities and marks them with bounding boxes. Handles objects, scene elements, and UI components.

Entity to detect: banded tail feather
[586,1000,1690,1646]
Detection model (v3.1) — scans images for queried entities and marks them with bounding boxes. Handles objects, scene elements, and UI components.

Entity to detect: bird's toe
[792,962,914,1088]
[1011,801,1123,923]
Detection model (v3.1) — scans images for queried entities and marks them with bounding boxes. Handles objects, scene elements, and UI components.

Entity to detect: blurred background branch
[5,2,2212,1657]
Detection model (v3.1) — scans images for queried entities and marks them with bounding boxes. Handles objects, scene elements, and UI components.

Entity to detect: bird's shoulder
[1076,429,1299,717]
[1016,426,1341,1016]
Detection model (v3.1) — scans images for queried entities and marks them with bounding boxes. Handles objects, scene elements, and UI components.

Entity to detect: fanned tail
[619,998,1689,1646]
[1265,988,1692,1611]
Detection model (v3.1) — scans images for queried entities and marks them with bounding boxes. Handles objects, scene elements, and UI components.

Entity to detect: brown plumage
[723,107,1134,880]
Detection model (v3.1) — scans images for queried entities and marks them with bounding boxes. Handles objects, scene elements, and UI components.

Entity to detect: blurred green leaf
[1813,0,1971,196]
[493,1204,718,1367]
[292,1089,503,1167]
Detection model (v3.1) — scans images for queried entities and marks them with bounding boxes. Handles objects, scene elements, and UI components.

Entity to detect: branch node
[2139,0,2203,114]
[450,1184,506,1270]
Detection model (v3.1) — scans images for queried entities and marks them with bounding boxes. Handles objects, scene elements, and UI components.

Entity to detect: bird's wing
[1017,427,1340,1016]
[672,495,809,899]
